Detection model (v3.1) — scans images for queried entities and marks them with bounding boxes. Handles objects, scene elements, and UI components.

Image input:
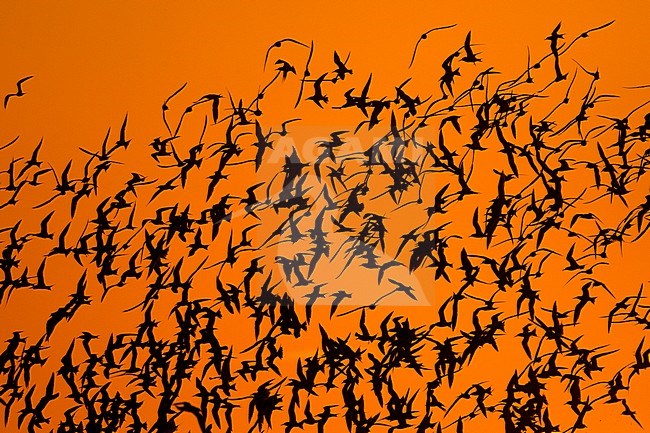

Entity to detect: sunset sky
[1,2,649,433]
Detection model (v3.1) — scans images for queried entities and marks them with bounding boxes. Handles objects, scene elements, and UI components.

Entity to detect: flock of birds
[1,20,650,433]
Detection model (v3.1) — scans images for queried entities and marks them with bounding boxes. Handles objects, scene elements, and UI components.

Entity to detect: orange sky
[1,2,650,433]
[1,1,648,153]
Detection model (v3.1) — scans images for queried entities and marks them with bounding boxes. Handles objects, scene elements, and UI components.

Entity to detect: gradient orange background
[1,2,649,433]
